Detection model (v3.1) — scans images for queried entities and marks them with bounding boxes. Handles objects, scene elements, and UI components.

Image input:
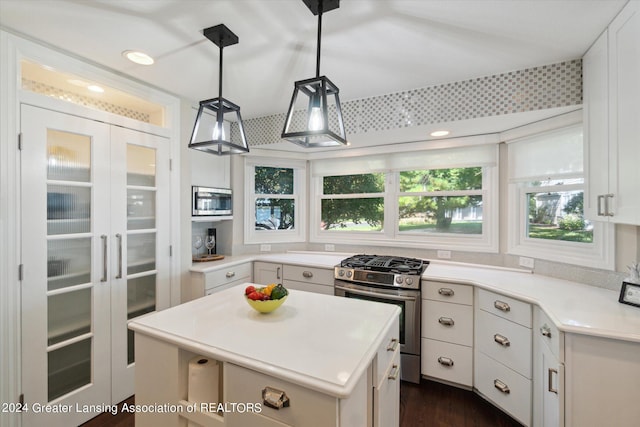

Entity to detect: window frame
[244,157,306,244]
[310,154,499,253]
[505,122,614,270]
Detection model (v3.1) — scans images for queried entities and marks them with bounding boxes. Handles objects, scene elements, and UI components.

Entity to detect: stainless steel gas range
[334,254,428,383]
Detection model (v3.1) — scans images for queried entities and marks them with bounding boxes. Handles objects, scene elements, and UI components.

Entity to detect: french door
[20,104,170,426]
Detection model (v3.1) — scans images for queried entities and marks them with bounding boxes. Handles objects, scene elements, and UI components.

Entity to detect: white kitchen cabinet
[474,289,532,426]
[583,1,640,224]
[374,349,400,427]
[253,261,283,286]
[421,281,474,387]
[533,307,564,427]
[20,105,171,426]
[188,262,253,300]
[282,264,334,295]
[564,334,640,427]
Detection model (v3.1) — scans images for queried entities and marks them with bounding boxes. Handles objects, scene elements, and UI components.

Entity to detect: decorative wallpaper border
[22,78,151,123]
[242,59,582,146]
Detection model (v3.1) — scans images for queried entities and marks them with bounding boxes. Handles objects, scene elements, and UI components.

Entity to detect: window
[245,158,306,244]
[311,143,499,252]
[507,124,613,269]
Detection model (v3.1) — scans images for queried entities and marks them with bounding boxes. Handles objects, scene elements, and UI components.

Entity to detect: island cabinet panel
[225,363,337,427]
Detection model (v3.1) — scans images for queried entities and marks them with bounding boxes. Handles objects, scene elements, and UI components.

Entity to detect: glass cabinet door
[21,105,112,426]
[109,126,170,404]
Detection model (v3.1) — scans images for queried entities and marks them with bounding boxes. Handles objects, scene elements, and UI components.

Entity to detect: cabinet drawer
[421,338,472,387]
[225,363,335,427]
[533,306,563,362]
[423,281,473,306]
[476,310,532,378]
[282,279,333,295]
[205,263,252,291]
[475,350,532,427]
[477,289,532,328]
[422,300,473,346]
[282,265,333,285]
[205,279,247,296]
[375,316,400,387]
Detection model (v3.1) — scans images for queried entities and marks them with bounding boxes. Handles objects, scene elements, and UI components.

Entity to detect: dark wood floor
[81,379,522,427]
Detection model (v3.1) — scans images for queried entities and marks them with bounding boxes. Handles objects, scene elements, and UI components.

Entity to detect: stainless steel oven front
[334,280,421,383]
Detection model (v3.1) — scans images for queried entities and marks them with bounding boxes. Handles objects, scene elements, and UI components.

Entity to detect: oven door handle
[334,285,418,302]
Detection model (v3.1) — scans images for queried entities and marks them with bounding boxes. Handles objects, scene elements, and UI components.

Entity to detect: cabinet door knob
[540,324,552,338]
[438,316,455,326]
[438,288,454,296]
[494,300,511,312]
[437,356,454,367]
[494,333,511,347]
[262,386,290,410]
[494,379,510,394]
[302,270,313,278]
[225,271,236,278]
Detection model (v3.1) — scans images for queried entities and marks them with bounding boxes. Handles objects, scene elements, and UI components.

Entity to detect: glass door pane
[45,130,95,400]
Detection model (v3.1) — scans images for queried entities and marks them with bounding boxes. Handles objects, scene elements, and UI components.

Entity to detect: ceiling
[0,0,627,127]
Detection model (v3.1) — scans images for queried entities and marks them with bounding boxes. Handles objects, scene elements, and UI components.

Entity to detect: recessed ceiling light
[87,85,104,93]
[430,130,450,137]
[123,50,155,65]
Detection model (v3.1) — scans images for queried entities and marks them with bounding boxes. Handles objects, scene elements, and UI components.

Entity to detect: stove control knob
[346,270,353,278]
[395,276,403,284]
[338,269,345,277]
[406,277,414,286]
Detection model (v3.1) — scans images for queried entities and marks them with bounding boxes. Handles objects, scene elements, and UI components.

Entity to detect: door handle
[494,379,510,394]
[604,193,614,216]
[115,233,123,279]
[494,300,511,312]
[438,287,454,296]
[540,325,552,338]
[276,267,281,280]
[226,271,236,278]
[597,195,605,216]
[437,356,454,367]
[101,235,108,282]
[548,368,558,394]
[302,270,313,278]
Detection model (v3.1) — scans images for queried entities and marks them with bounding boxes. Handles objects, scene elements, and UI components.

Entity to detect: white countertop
[129,285,399,398]
[189,252,640,343]
[424,262,640,343]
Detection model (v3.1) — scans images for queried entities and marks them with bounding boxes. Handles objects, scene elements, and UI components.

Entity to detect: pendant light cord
[316,0,323,78]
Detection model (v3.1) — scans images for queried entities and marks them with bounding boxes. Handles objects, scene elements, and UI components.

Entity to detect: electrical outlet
[260,244,271,252]
[437,250,451,259]
[325,244,335,251]
[519,256,535,269]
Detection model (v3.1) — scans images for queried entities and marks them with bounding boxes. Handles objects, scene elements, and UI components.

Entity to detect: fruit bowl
[245,294,288,313]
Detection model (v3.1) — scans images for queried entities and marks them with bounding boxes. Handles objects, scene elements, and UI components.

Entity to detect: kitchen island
[128,285,401,427]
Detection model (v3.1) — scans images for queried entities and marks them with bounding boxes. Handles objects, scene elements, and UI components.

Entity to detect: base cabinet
[188,262,252,300]
[533,307,564,427]
[254,262,334,295]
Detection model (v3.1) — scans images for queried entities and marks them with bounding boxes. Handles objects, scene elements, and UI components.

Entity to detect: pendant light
[282,0,347,148]
[189,24,250,155]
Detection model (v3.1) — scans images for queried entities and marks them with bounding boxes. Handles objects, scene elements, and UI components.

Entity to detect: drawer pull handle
[438,288,454,296]
[494,334,511,347]
[540,324,552,338]
[225,271,236,278]
[388,364,400,380]
[262,386,290,410]
[302,270,313,278]
[548,368,558,394]
[437,356,454,367]
[494,379,510,394]
[387,338,399,352]
[494,300,511,312]
[438,317,455,326]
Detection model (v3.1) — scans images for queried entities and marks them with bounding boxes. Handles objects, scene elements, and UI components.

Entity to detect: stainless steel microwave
[192,186,232,216]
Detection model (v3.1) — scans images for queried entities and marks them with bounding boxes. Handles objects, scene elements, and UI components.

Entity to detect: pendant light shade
[189,24,249,155]
[282,0,347,148]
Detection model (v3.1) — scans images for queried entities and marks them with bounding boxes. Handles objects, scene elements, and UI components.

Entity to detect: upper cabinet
[583,1,640,225]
